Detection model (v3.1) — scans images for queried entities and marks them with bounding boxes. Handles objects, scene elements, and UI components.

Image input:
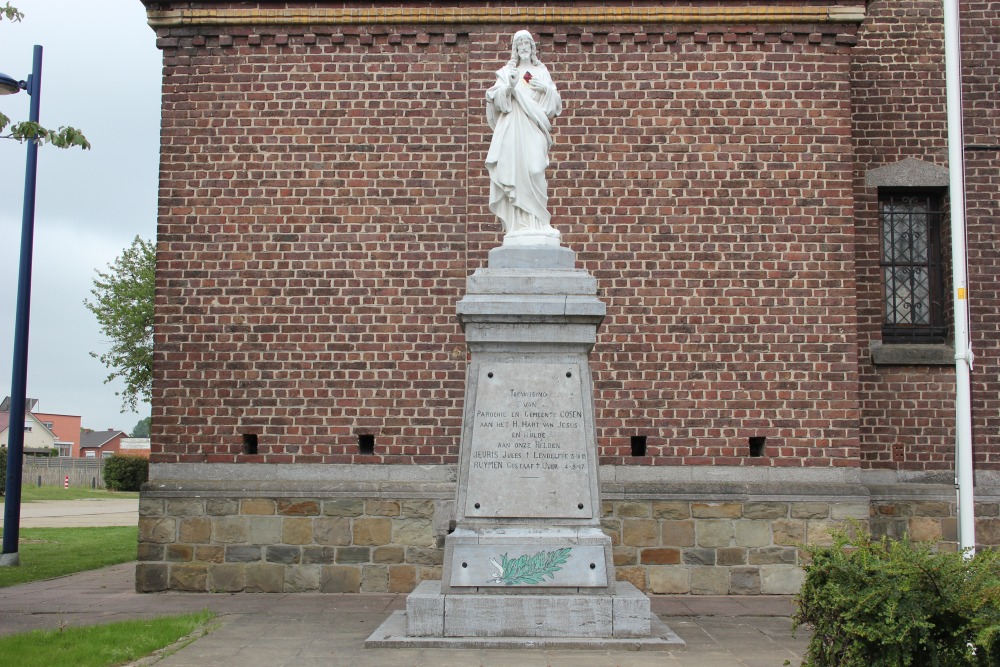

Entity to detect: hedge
[102,454,149,492]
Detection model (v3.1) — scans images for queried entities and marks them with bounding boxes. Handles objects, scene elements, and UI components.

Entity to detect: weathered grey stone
[361,564,389,592]
[165,544,193,562]
[366,500,401,516]
[400,500,435,519]
[773,519,806,545]
[734,521,771,547]
[373,545,406,564]
[213,517,248,544]
[682,548,716,566]
[337,546,371,564]
[196,545,225,563]
[661,520,695,547]
[323,499,364,517]
[790,503,830,519]
[697,520,735,548]
[313,517,351,546]
[690,566,729,595]
[749,546,799,565]
[743,502,788,520]
[321,565,361,593]
[266,545,301,564]
[167,498,205,516]
[911,501,953,517]
[652,501,690,520]
[393,518,434,547]
[806,521,839,546]
[830,502,870,520]
[284,565,321,592]
[617,502,651,518]
[729,567,761,595]
[225,546,262,563]
[135,563,169,592]
[139,517,176,544]
[169,564,208,592]
[138,498,164,517]
[648,565,690,594]
[137,543,164,561]
[717,547,747,566]
[613,546,638,565]
[302,546,337,564]
[248,516,282,545]
[692,502,742,519]
[208,564,245,592]
[865,157,949,187]
[760,565,806,594]
[245,563,285,593]
[909,517,943,542]
[406,547,443,566]
[206,498,239,516]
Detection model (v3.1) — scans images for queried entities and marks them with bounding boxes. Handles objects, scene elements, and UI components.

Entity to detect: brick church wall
[150,4,862,468]
[138,2,1000,593]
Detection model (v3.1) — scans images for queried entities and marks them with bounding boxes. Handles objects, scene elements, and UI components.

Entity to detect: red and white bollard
[64,475,69,489]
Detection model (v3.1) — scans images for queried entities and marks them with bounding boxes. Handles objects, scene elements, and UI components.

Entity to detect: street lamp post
[1,45,43,567]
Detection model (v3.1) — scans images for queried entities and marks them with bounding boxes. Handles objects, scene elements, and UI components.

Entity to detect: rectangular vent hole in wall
[892,443,905,462]
[242,433,259,455]
[358,434,375,455]
[630,435,647,457]
[748,436,766,457]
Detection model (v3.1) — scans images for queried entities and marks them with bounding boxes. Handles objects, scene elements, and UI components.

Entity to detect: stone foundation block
[321,564,362,593]
[135,563,169,592]
[246,563,285,592]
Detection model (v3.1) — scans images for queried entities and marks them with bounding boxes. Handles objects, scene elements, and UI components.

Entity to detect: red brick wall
[151,4,863,468]
[853,1,1000,471]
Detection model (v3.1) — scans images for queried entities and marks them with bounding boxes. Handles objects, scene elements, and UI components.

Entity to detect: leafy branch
[496,547,572,585]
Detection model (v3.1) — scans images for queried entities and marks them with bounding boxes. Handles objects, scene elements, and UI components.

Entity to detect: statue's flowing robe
[485,65,562,235]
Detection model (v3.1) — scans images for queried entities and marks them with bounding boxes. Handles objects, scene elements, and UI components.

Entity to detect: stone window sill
[871,342,954,366]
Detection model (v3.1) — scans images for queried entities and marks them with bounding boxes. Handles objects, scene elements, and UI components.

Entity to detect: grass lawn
[1,486,139,502]
[0,610,217,667]
[0,526,138,588]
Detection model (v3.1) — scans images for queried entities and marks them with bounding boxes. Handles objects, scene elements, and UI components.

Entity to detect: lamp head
[0,72,25,95]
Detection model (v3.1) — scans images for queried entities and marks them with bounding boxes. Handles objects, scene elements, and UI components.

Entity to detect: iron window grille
[879,191,946,343]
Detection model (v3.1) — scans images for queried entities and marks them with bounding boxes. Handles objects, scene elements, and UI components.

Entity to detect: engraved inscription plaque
[464,362,592,518]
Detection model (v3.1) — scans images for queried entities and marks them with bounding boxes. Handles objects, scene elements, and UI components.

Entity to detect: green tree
[0,3,90,149]
[131,416,151,438]
[85,236,155,412]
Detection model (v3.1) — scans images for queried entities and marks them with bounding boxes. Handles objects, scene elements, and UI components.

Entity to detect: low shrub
[102,455,149,492]
[0,447,6,495]
[793,525,1000,666]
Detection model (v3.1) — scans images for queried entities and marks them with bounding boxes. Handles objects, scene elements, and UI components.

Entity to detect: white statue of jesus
[486,30,563,246]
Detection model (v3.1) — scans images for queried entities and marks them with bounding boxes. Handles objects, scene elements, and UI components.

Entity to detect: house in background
[80,430,129,459]
[1,397,82,457]
[0,410,58,453]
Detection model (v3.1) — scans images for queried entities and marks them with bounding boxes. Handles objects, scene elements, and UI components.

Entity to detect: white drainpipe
[943,0,975,555]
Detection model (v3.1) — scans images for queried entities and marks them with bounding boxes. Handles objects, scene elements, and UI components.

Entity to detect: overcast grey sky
[0,0,160,432]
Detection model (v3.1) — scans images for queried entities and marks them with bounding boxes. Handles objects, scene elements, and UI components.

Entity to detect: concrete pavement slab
[0,499,139,528]
[0,562,809,665]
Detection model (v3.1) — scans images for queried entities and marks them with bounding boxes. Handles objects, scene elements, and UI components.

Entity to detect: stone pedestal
[367,246,681,649]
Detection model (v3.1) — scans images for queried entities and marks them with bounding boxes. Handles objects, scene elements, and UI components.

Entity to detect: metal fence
[21,456,105,489]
